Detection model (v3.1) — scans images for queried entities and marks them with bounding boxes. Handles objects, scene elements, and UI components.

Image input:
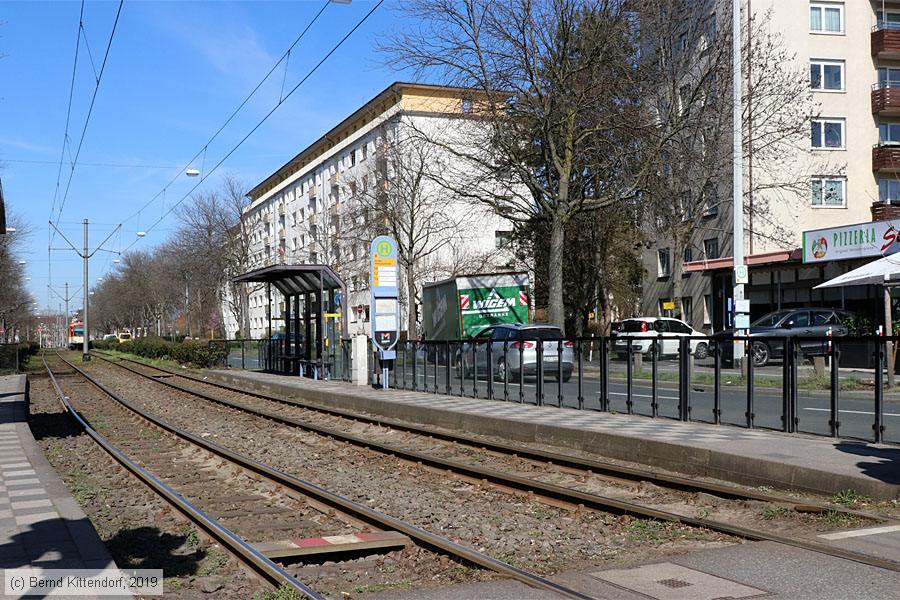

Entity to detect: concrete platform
[206,369,900,500]
[0,374,119,598]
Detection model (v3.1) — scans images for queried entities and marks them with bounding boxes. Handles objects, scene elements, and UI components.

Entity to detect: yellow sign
[662,301,675,310]
[324,312,341,318]
[373,256,396,267]
[376,240,393,257]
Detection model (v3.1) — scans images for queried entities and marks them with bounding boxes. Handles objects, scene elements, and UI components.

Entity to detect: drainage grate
[591,562,768,600]
[657,579,692,589]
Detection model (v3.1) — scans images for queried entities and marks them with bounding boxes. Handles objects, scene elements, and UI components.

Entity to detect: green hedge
[95,336,227,368]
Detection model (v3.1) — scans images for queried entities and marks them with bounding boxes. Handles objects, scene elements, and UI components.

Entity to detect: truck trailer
[422,272,531,340]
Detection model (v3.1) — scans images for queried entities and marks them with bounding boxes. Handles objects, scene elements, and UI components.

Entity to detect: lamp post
[732,0,748,366]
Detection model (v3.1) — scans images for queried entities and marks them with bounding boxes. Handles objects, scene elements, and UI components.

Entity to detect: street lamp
[185,168,200,177]
[136,231,147,238]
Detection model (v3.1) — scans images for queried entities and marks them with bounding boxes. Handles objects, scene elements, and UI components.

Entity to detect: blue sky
[0,0,411,311]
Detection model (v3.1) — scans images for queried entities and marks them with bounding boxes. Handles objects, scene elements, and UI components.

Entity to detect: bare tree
[383,0,660,333]
[0,212,33,342]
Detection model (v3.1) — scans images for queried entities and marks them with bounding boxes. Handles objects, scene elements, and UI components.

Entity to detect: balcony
[872,83,900,116]
[872,24,900,59]
[873,144,900,173]
[871,201,900,222]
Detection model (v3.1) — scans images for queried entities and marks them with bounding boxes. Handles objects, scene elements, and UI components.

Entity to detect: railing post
[600,337,609,412]
[503,341,510,402]
[626,339,634,414]
[830,339,840,437]
[433,342,438,394]
[241,341,245,370]
[445,341,451,395]
[457,341,464,397]
[713,339,722,424]
[781,338,791,433]
[535,340,544,406]
[576,339,584,410]
[518,342,525,403]
[557,340,564,407]
[678,337,690,421]
[874,340,885,443]
[412,341,418,391]
[487,340,494,401]
[472,342,478,398]
[745,338,755,428]
[651,338,659,418]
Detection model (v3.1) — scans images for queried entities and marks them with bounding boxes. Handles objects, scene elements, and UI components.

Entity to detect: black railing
[378,335,900,444]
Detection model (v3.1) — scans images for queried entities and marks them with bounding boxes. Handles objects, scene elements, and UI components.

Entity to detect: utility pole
[732,0,747,365]
[83,219,90,362]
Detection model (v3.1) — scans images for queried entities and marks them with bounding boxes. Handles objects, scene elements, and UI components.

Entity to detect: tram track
[48,353,595,599]
[93,352,900,575]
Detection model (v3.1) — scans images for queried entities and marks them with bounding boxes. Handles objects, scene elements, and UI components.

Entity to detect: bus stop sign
[370,235,399,353]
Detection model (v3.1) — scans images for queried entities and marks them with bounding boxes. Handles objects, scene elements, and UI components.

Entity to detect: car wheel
[694,342,709,360]
[752,341,770,368]
[561,371,572,383]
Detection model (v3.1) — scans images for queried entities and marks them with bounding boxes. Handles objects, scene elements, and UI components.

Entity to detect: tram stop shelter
[232,264,347,378]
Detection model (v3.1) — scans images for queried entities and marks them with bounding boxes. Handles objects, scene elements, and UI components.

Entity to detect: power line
[6,158,176,169]
[119,0,332,227]
[51,0,125,238]
[121,0,385,254]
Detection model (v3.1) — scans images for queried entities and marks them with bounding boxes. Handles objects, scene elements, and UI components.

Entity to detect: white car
[613,317,709,360]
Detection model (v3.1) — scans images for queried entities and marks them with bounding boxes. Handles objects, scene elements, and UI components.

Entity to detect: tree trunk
[548,217,566,333]
[406,261,417,339]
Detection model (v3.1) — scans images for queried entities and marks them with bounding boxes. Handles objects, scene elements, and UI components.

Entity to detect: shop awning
[814,255,900,289]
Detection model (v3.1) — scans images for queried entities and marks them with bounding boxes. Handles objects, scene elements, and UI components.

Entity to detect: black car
[739,308,851,367]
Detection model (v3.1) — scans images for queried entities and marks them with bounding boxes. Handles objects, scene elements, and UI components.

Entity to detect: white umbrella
[814,255,900,289]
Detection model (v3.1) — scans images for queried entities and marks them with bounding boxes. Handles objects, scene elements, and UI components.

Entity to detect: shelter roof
[231,264,345,296]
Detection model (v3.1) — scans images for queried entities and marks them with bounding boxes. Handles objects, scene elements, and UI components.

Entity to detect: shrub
[100,335,226,368]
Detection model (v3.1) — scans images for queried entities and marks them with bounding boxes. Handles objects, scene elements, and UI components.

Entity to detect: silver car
[463,324,575,382]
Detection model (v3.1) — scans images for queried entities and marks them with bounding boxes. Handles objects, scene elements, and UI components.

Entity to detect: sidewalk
[0,375,119,598]
[207,369,900,500]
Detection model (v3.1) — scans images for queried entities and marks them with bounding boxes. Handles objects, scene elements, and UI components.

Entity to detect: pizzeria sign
[802,219,900,264]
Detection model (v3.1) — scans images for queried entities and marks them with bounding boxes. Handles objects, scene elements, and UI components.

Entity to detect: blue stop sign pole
[370,235,400,389]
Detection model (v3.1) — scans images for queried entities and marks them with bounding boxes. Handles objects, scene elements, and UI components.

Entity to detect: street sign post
[370,235,400,389]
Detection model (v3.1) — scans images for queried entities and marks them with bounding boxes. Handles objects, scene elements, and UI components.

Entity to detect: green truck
[422,272,531,340]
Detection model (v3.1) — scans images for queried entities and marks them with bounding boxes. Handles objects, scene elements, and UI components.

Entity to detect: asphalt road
[394,361,900,444]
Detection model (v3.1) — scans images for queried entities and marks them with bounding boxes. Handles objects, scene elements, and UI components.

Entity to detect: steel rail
[99,353,889,520]
[94,353,900,573]
[58,354,593,600]
[41,356,323,599]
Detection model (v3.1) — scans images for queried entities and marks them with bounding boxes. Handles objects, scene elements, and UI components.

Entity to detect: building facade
[222,82,515,340]
[642,1,892,332]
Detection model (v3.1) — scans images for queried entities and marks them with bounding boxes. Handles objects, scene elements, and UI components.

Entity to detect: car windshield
[751,310,792,327]
[620,320,648,333]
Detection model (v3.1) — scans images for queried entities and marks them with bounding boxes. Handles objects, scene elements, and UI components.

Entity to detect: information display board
[370,236,400,353]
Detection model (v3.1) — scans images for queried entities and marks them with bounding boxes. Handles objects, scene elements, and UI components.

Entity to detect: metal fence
[0,344,18,375]
[376,335,900,444]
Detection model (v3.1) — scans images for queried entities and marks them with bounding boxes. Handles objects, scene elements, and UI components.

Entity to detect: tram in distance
[67,321,85,350]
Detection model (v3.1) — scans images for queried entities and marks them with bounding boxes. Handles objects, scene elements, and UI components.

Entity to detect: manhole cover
[591,562,769,600]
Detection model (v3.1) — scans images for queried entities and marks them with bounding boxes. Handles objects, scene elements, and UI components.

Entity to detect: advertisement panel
[459,284,530,337]
[802,219,900,264]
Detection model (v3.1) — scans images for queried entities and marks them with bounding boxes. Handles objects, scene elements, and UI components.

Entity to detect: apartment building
[642,1,892,331]
[222,82,514,339]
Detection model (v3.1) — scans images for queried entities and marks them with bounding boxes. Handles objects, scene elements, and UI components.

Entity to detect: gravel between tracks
[80,358,738,589]
[27,368,263,599]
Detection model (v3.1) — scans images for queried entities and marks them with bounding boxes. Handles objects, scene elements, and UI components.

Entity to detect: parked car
[101,334,117,341]
[462,323,575,382]
[735,308,851,367]
[613,317,709,360]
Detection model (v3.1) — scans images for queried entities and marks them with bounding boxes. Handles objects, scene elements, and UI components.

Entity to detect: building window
[703,238,719,260]
[495,230,512,249]
[810,3,843,34]
[810,60,844,91]
[462,97,473,113]
[877,10,900,29]
[681,296,693,324]
[880,179,900,204]
[683,246,693,263]
[703,294,712,326]
[350,150,356,167]
[880,122,900,145]
[657,249,671,277]
[811,118,844,149]
[362,143,368,161]
[811,176,846,207]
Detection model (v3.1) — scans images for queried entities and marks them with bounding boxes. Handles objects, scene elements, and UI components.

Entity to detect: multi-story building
[642,1,893,332]
[223,82,515,339]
